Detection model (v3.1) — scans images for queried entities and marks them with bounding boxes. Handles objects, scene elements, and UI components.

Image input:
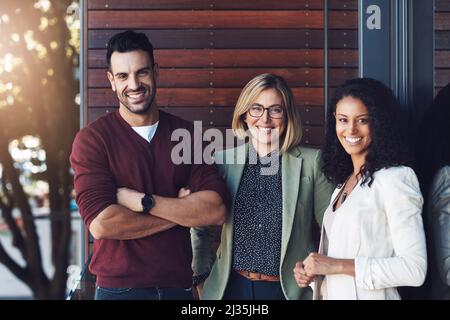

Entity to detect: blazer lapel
[280,148,303,264]
[225,143,247,204]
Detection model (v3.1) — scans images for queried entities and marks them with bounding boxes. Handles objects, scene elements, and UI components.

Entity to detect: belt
[235,270,280,282]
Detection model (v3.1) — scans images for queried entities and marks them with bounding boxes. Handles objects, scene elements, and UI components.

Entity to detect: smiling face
[244,88,286,153]
[107,50,157,115]
[334,96,372,164]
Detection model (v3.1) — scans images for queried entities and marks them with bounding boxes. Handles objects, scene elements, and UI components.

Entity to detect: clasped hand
[293,252,335,288]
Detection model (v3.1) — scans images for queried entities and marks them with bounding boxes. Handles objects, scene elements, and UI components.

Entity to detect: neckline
[331,176,360,213]
[115,110,163,146]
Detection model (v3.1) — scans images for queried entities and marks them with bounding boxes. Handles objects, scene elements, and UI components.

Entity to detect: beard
[118,85,156,114]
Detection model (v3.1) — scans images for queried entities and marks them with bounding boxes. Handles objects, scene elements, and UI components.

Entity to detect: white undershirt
[132,121,159,143]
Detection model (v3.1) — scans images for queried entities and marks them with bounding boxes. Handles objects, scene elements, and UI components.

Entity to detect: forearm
[305,253,355,277]
[151,191,226,227]
[89,204,176,240]
[332,258,355,277]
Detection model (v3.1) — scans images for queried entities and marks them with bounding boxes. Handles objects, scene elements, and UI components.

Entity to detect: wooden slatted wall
[84,0,358,148]
[435,0,450,94]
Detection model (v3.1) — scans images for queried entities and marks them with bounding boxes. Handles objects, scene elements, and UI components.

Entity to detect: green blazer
[191,143,334,300]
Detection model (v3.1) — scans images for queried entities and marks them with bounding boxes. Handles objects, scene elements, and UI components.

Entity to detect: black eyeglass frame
[247,105,285,119]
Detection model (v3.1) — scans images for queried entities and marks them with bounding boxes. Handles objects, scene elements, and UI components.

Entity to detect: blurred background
[0,0,80,299]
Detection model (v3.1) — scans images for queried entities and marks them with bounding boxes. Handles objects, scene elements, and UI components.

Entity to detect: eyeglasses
[248,105,284,119]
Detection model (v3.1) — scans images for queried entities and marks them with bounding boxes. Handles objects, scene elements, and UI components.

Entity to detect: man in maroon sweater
[70,30,228,300]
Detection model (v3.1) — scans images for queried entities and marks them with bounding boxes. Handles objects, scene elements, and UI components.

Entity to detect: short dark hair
[106,30,154,69]
[321,78,412,187]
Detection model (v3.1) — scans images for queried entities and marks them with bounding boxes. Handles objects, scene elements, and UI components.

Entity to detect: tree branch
[0,242,31,287]
[0,178,27,259]
[0,146,49,291]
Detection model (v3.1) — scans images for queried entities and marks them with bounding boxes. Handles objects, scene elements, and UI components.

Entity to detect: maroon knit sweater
[70,110,227,288]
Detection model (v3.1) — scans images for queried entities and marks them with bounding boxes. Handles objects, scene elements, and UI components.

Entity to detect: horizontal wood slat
[88,10,357,30]
[88,0,325,10]
[88,11,325,29]
[328,11,358,29]
[88,29,323,49]
[436,51,450,68]
[435,13,450,30]
[88,87,324,107]
[88,0,358,11]
[88,29,357,49]
[88,49,358,68]
[89,67,357,88]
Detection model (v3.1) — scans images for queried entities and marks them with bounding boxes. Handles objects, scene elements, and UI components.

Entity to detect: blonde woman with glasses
[191,73,333,300]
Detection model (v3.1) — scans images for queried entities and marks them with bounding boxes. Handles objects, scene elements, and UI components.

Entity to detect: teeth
[345,137,362,144]
[127,91,145,98]
[258,127,272,132]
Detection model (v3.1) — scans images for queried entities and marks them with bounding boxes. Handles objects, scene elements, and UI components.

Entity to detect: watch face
[142,194,154,210]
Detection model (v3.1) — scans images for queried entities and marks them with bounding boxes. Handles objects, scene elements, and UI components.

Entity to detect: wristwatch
[141,194,155,213]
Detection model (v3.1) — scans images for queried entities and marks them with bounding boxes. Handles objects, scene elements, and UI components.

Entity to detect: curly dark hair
[415,83,450,196]
[321,78,412,187]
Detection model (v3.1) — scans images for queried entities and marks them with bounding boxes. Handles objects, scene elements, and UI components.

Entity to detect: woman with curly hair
[293,78,427,299]
[416,83,450,299]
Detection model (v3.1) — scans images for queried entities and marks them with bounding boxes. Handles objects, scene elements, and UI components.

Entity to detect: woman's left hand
[117,187,145,212]
[303,252,338,276]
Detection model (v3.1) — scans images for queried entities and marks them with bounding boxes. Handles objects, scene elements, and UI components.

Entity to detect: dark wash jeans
[94,286,194,300]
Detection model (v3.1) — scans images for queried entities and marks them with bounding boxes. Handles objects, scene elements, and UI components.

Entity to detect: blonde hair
[231,73,303,154]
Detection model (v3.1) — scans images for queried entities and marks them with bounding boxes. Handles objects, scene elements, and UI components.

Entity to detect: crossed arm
[89,204,176,240]
[90,187,226,240]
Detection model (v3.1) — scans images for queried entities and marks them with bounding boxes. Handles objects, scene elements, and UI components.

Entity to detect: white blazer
[314,166,427,300]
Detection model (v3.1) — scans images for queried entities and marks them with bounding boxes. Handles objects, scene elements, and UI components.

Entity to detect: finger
[293,267,306,277]
[295,263,307,273]
[178,187,191,198]
[295,272,312,281]
[298,279,311,285]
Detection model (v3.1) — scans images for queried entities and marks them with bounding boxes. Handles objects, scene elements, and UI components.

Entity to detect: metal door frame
[358,0,434,128]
